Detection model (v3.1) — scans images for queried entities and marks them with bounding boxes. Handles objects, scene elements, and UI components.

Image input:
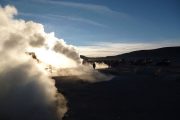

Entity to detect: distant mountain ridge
[80,46,180,62]
[109,46,180,59]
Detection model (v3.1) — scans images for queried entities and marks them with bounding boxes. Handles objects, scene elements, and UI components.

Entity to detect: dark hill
[111,46,180,59]
[80,46,180,65]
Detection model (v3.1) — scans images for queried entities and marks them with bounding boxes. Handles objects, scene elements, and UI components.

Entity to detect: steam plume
[0,4,113,120]
[0,5,68,120]
[53,41,81,64]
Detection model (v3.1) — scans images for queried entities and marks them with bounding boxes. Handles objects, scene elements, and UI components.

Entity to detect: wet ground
[53,67,180,120]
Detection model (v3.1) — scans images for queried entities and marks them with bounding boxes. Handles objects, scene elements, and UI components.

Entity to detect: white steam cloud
[53,41,81,64]
[0,5,68,120]
[0,5,113,120]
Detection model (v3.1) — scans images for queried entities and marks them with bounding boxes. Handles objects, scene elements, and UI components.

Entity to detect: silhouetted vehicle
[146,58,153,64]
[156,59,171,66]
[130,58,153,66]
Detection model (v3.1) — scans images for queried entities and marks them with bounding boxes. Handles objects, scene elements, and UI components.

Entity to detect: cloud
[48,1,116,13]
[77,41,180,57]
[37,0,129,18]
[51,15,107,27]
[19,12,106,27]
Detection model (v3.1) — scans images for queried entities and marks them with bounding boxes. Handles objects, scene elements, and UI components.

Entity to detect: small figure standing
[93,62,96,69]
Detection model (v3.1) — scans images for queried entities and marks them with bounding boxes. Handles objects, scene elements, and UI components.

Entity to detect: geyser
[0,4,113,120]
[0,5,68,120]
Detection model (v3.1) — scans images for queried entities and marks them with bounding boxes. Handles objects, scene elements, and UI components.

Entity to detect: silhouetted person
[93,63,96,69]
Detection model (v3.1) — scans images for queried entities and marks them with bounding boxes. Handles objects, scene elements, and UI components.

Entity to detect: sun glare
[29,48,78,68]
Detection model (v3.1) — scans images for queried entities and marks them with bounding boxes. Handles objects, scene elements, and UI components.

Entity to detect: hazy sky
[1,0,180,56]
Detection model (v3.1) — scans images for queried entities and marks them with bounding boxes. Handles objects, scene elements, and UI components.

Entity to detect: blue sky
[1,0,180,56]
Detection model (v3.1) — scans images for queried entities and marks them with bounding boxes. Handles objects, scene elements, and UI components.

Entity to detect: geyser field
[0,5,179,120]
[0,5,112,120]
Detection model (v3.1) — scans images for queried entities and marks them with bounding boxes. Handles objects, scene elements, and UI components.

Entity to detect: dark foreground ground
[53,66,180,120]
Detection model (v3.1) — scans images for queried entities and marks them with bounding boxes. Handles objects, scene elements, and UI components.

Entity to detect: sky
[0,0,180,56]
